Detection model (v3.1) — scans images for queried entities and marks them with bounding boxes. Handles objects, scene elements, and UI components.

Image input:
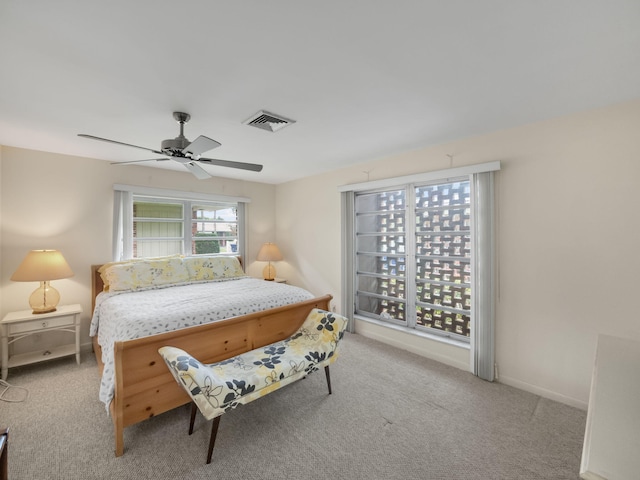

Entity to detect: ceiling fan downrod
[162,112,192,154]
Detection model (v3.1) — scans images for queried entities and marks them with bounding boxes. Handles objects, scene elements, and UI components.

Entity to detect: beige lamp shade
[11,250,74,314]
[256,243,283,281]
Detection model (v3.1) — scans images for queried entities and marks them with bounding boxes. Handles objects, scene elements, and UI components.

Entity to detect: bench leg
[325,365,332,394]
[206,416,222,464]
[189,402,198,435]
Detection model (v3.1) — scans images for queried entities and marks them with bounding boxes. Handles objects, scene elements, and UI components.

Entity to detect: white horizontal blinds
[415,179,472,340]
[133,198,184,258]
[354,189,408,325]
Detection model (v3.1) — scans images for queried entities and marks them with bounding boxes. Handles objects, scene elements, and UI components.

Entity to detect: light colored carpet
[1,332,586,479]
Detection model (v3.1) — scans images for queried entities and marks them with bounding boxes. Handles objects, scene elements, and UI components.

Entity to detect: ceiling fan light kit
[78,112,263,179]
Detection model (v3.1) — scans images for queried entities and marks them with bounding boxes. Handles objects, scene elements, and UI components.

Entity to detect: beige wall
[275,99,640,409]
[2,99,639,409]
[0,147,277,350]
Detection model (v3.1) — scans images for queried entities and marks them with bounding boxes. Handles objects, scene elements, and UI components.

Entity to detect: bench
[158,308,348,464]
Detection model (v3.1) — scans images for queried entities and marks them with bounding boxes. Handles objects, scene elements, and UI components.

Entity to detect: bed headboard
[90,256,244,314]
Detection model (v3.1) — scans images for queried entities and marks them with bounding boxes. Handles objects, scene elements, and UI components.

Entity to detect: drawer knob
[42,321,48,328]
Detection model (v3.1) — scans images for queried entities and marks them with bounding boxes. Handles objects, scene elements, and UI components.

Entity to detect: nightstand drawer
[7,315,75,335]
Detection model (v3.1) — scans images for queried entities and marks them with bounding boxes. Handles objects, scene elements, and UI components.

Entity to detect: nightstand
[1,304,82,379]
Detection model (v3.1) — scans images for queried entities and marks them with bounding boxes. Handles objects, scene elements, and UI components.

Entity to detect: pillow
[184,256,245,282]
[102,257,190,292]
[99,255,182,291]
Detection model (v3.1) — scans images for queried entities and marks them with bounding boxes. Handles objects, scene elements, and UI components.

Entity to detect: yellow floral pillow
[103,257,189,292]
[99,254,183,291]
[183,256,245,282]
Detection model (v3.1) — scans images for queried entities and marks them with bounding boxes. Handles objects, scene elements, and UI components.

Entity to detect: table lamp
[256,242,283,281]
[10,250,74,314]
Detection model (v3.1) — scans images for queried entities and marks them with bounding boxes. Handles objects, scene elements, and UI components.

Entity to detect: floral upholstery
[99,255,245,292]
[158,308,348,421]
[182,256,245,282]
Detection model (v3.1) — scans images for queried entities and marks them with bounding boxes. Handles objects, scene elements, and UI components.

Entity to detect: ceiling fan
[78,112,263,179]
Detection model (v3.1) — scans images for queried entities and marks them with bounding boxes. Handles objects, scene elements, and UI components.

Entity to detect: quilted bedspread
[90,277,315,408]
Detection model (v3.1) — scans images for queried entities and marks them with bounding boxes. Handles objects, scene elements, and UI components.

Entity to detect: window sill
[354,314,471,350]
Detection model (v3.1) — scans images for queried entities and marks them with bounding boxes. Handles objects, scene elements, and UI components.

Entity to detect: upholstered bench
[159,308,348,464]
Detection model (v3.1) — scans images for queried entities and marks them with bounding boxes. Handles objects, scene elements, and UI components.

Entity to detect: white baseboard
[498,374,588,410]
[354,323,470,373]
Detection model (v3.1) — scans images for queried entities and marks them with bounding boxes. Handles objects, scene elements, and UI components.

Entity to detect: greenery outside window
[113,185,248,261]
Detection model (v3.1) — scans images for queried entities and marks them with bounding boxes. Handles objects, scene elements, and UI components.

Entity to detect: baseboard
[354,323,470,373]
[498,374,588,410]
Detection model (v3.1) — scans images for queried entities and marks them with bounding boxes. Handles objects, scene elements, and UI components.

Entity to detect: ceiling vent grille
[243,110,296,132]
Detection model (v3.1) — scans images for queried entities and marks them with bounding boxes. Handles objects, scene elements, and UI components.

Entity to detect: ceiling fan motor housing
[161,136,190,155]
[161,111,192,155]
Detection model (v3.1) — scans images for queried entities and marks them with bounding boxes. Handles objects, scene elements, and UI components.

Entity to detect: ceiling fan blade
[110,158,171,165]
[197,157,263,172]
[183,135,221,157]
[78,134,164,155]
[183,161,212,180]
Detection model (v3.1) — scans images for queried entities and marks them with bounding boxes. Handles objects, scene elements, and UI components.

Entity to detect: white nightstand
[1,304,82,379]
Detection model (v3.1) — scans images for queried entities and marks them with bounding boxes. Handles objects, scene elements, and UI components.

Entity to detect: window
[113,185,248,261]
[355,180,471,341]
[341,161,499,380]
[133,199,184,258]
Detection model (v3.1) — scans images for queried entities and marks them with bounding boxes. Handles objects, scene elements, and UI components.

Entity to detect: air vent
[243,110,296,132]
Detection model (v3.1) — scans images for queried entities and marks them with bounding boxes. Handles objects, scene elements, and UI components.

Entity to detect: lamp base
[262,264,276,281]
[32,306,57,315]
[29,281,60,315]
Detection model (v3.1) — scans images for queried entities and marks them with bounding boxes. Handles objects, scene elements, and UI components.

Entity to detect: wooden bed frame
[90,265,332,457]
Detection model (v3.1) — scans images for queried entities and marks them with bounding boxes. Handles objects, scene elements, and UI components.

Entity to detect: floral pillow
[99,254,183,291]
[184,256,245,282]
[102,257,190,292]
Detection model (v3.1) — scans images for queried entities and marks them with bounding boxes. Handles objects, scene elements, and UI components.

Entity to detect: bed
[90,255,332,457]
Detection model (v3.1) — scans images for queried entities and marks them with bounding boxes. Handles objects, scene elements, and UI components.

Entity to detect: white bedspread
[90,277,315,408]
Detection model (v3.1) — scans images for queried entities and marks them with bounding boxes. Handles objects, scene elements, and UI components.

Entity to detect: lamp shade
[256,243,283,262]
[11,250,74,314]
[11,250,74,282]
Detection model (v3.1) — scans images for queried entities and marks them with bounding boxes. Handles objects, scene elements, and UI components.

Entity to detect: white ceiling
[1,1,639,184]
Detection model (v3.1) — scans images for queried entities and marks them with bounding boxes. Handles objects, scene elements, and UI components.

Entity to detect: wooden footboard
[109,294,332,457]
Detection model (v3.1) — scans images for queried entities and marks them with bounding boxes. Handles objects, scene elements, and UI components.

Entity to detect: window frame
[112,184,249,261]
[353,177,472,343]
[340,161,499,380]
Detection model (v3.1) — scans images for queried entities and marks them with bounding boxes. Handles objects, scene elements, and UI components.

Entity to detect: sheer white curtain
[341,191,356,334]
[112,189,133,261]
[471,171,496,381]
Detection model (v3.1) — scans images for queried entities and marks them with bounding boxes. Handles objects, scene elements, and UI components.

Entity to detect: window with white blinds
[112,185,248,261]
[132,197,241,258]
